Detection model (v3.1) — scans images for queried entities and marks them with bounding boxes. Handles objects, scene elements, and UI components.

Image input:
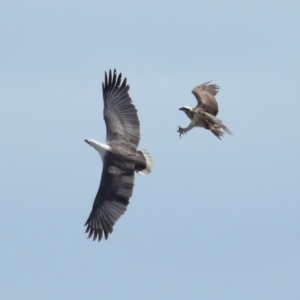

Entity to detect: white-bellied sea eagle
[84,69,153,241]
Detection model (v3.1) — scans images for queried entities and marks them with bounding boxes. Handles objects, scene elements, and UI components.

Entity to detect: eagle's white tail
[137,150,153,176]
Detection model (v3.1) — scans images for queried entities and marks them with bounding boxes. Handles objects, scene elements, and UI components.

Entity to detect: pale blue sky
[1,1,300,299]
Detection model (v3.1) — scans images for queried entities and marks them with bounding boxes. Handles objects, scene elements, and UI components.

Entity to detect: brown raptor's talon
[177,126,186,138]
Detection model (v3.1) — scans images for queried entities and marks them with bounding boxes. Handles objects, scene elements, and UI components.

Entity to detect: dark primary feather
[191,81,220,116]
[85,153,135,241]
[103,69,140,148]
[193,81,220,96]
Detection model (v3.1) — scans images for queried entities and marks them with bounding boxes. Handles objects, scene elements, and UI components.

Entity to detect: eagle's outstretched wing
[103,69,140,148]
[191,81,219,116]
[85,155,135,241]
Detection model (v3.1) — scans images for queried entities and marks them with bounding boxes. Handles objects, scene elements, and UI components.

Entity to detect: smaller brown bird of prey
[178,81,232,139]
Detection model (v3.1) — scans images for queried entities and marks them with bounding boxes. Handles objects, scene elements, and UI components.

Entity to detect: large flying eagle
[178,81,232,139]
[84,69,153,241]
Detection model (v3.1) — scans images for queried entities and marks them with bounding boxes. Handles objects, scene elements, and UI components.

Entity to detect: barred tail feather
[210,125,224,140]
[202,112,233,137]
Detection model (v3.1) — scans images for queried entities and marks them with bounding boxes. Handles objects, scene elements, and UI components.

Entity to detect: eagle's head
[179,106,193,119]
[85,139,111,161]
